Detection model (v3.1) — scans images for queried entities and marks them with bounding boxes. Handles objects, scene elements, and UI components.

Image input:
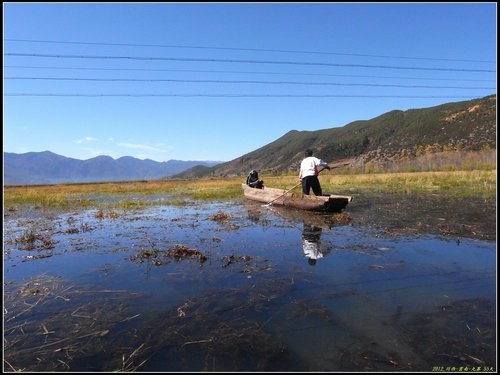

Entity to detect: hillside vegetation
[178,94,496,178]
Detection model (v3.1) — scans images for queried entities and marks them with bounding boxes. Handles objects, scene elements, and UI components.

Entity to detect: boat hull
[242,184,352,212]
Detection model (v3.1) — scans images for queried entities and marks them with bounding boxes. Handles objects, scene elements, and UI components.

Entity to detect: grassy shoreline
[3,170,496,210]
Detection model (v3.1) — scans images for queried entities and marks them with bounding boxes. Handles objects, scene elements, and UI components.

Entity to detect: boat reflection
[244,200,335,227]
[243,200,338,265]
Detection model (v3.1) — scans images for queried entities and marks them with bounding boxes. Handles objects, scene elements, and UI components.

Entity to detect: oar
[263,181,302,207]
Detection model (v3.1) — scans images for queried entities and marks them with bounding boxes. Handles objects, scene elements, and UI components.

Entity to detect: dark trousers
[302,176,323,196]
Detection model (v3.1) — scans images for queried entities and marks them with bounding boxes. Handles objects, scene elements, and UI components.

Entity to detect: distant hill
[176,94,496,178]
[3,151,223,185]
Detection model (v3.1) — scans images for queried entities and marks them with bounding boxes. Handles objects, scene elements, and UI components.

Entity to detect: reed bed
[323,170,496,196]
[261,170,496,197]
[3,170,496,210]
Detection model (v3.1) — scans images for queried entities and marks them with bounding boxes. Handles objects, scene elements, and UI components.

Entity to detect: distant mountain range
[3,152,223,185]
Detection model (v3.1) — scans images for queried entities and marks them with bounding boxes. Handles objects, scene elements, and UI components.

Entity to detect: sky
[3,2,497,162]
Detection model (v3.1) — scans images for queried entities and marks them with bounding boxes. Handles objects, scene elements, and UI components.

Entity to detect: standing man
[299,149,330,196]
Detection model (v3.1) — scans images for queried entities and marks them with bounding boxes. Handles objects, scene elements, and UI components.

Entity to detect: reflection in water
[302,223,328,265]
[244,201,337,266]
[4,200,496,372]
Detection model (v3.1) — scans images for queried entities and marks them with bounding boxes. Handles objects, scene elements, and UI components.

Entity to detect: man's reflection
[302,223,325,266]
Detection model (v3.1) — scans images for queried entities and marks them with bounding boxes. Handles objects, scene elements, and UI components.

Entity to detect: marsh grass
[265,170,496,197]
[3,179,241,210]
[3,170,496,210]
[323,170,497,197]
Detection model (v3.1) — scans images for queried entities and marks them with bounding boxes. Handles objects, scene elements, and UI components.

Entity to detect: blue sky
[3,2,496,162]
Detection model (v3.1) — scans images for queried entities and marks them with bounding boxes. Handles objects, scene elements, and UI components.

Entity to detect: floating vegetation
[209,211,231,222]
[14,229,56,251]
[129,244,208,265]
[209,210,240,230]
[220,254,273,276]
[221,254,251,268]
[136,248,159,259]
[166,244,207,263]
[4,274,145,372]
[3,273,304,372]
[94,209,121,219]
[327,212,352,225]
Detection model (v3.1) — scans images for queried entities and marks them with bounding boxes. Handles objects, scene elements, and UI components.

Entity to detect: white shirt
[299,156,329,179]
[302,239,324,259]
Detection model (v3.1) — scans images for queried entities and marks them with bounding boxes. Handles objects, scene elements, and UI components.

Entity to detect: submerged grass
[3,170,496,210]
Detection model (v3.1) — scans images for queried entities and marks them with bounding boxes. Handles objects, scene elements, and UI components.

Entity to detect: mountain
[176,94,496,178]
[5,95,496,184]
[3,151,223,185]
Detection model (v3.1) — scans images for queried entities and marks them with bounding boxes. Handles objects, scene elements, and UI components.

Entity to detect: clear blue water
[3,200,496,372]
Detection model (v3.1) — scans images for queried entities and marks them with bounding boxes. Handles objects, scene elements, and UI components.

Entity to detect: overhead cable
[4,38,496,64]
[5,53,495,73]
[5,65,495,82]
[5,93,480,98]
[5,76,494,90]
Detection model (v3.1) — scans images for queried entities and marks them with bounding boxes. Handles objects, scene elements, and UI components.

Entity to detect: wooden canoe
[242,183,352,212]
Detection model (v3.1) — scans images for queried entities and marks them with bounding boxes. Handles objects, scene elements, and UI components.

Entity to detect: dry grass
[3,170,496,210]
[265,170,496,197]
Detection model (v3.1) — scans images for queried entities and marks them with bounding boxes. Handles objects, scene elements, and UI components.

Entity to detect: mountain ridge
[177,94,496,177]
[3,151,223,185]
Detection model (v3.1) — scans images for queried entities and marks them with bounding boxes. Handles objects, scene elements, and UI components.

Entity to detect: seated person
[246,170,264,189]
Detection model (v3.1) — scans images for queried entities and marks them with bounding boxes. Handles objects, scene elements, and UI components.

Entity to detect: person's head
[305,149,313,157]
[308,257,317,266]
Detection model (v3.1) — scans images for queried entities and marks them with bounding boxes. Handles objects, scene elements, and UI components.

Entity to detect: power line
[5,53,495,73]
[5,65,495,82]
[5,76,494,90]
[5,93,481,98]
[4,38,496,64]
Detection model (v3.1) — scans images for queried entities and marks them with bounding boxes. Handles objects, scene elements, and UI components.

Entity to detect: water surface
[3,194,496,372]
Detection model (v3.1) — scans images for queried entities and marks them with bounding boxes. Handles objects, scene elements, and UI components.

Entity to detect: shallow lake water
[3,194,496,372]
